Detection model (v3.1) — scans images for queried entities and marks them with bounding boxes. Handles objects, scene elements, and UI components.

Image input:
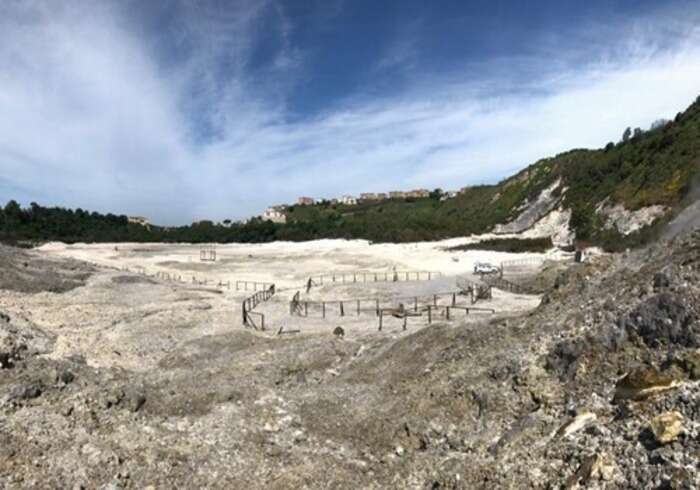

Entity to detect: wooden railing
[236,280,274,292]
[291,290,472,319]
[242,285,276,331]
[483,275,528,294]
[305,270,443,291]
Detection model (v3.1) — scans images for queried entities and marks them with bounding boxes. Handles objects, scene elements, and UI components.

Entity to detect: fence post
[428,307,432,324]
[414,297,418,312]
[403,315,407,331]
[378,311,383,331]
[357,300,360,316]
[375,299,380,316]
[446,307,451,320]
[433,295,437,307]
[452,293,456,306]
[340,301,344,317]
[305,302,308,317]
[322,302,326,318]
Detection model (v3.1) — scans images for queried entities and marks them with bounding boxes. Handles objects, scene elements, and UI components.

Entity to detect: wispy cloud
[1,1,700,224]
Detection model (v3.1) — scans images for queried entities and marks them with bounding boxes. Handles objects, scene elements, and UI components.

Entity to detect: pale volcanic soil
[8,235,700,488]
[37,239,553,338]
[0,238,557,488]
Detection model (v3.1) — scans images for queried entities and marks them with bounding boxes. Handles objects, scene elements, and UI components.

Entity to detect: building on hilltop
[128,216,150,227]
[262,207,287,224]
[339,195,357,205]
[360,192,389,202]
[297,197,315,206]
[389,191,406,199]
[440,191,458,201]
[408,189,430,198]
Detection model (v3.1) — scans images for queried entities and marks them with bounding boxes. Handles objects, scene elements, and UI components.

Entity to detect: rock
[650,411,684,444]
[674,350,700,380]
[0,351,12,369]
[623,293,698,347]
[102,388,125,409]
[653,272,671,289]
[590,453,616,481]
[556,411,597,438]
[127,392,147,413]
[614,367,680,402]
[9,383,42,401]
[58,370,75,385]
[333,326,345,339]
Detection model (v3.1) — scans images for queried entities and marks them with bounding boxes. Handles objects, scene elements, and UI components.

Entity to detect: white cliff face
[596,201,668,235]
[491,179,574,246]
[493,179,563,235]
[521,207,574,247]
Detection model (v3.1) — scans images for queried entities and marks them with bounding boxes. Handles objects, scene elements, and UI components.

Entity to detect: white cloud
[1,1,700,224]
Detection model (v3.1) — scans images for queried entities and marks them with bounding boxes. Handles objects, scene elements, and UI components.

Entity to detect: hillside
[283,95,700,249]
[2,207,700,488]
[2,96,700,248]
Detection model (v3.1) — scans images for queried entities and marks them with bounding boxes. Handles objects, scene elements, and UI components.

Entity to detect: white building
[262,207,287,224]
[338,195,357,205]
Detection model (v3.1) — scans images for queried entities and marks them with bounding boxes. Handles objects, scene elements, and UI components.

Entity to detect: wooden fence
[305,270,443,292]
[242,285,276,331]
[456,278,493,304]
[378,304,495,331]
[483,275,528,294]
[290,290,473,319]
[236,280,274,292]
[500,257,544,275]
[200,244,217,262]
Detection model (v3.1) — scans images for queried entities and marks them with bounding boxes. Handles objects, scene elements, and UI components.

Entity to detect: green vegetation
[2,96,700,248]
[446,237,553,254]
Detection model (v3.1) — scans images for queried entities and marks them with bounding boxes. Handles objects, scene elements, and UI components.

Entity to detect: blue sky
[2,0,700,224]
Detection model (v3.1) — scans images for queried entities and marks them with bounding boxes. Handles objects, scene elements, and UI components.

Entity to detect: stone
[653,272,670,289]
[102,388,125,409]
[127,392,147,413]
[333,326,345,339]
[556,411,597,438]
[58,370,75,384]
[650,411,684,445]
[623,293,698,348]
[674,350,700,380]
[614,367,680,402]
[590,453,616,481]
[9,383,42,401]
[0,352,12,369]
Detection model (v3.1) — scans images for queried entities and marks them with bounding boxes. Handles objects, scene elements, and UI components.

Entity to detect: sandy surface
[37,239,559,338]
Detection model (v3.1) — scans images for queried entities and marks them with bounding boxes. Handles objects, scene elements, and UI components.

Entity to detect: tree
[650,119,670,130]
[621,127,632,142]
[429,188,444,200]
[633,127,643,138]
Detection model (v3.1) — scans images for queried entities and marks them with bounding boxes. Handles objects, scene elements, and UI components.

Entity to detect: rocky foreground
[1,231,700,489]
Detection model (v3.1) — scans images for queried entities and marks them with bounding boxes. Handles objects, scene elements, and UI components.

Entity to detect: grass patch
[447,237,554,253]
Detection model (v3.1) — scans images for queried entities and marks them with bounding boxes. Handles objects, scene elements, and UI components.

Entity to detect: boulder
[650,411,684,444]
[614,367,679,402]
[623,293,698,347]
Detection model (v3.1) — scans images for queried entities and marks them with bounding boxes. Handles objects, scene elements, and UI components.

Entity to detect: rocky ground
[1,230,699,488]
